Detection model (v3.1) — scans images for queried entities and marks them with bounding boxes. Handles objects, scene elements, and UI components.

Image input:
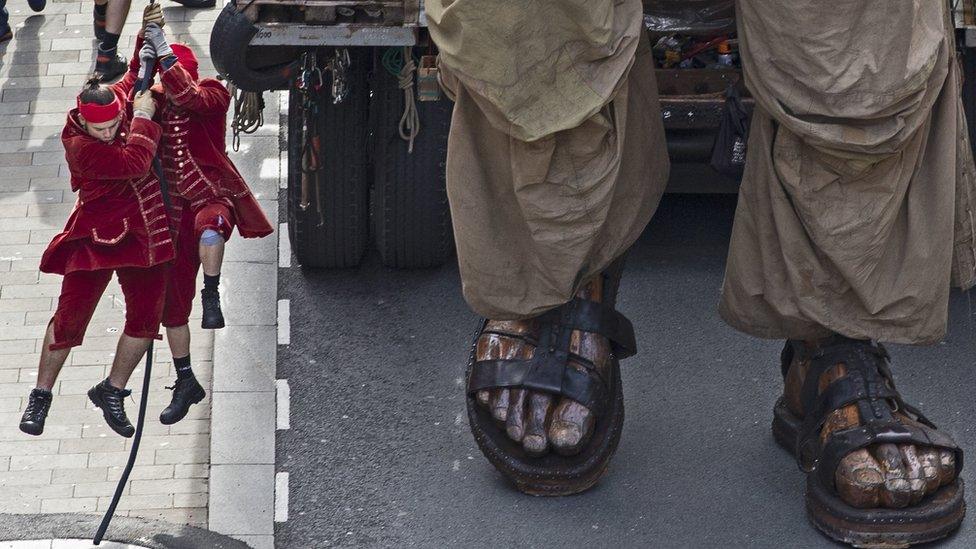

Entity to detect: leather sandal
[772,337,965,548]
[465,259,635,496]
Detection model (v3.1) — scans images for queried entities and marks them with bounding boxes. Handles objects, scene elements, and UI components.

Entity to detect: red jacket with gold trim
[40,97,175,275]
[152,57,273,239]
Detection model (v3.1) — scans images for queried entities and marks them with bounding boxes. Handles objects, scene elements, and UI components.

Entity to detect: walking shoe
[159,376,206,425]
[170,0,217,8]
[201,288,225,329]
[88,379,135,438]
[93,9,107,42]
[27,0,45,12]
[95,53,127,83]
[19,389,53,436]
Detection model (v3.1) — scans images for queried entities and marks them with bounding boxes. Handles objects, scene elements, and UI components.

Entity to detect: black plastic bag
[643,0,736,35]
[710,85,751,178]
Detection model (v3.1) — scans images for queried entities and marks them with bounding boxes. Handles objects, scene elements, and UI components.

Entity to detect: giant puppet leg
[721,1,973,545]
[437,10,667,494]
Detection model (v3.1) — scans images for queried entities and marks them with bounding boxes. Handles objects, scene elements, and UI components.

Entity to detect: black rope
[94,44,166,545]
[93,342,153,545]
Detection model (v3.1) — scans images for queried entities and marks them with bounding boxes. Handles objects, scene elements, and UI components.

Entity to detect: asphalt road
[275,193,976,548]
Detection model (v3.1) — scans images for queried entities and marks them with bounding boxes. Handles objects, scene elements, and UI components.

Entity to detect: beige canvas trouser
[720,0,976,345]
[428,0,670,319]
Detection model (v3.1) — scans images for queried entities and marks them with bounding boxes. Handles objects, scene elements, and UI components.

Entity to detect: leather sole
[201,317,225,330]
[19,422,43,436]
[159,385,206,425]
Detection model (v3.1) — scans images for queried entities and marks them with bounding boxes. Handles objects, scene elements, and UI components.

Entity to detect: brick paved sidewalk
[0,0,227,531]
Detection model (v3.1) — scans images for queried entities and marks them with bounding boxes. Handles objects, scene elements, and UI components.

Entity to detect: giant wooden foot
[773,336,964,548]
[465,260,636,496]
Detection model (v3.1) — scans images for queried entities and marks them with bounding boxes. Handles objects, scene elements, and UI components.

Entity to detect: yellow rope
[228,82,264,152]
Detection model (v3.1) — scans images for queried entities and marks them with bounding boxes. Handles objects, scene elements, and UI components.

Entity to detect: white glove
[144,23,173,59]
[139,42,156,64]
[133,90,156,119]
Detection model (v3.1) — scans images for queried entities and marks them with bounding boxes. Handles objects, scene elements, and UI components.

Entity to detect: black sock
[102,377,124,392]
[93,3,107,17]
[174,355,194,380]
[203,274,220,293]
[97,32,120,59]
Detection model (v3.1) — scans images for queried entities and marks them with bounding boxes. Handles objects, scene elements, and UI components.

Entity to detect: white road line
[275,471,289,523]
[278,222,291,268]
[276,379,291,430]
[278,299,291,345]
[260,158,281,180]
[279,93,289,189]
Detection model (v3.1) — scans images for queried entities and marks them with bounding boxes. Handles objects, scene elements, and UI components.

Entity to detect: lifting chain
[295,48,353,226]
[296,51,324,224]
[326,48,351,104]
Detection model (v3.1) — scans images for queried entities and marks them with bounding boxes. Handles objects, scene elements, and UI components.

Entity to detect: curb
[206,90,284,549]
[0,513,249,548]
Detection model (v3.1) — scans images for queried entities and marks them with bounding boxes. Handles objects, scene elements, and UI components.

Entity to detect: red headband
[77,94,122,124]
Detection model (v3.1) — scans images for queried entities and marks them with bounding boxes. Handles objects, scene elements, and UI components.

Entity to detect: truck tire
[211,3,299,92]
[370,51,455,269]
[287,50,370,268]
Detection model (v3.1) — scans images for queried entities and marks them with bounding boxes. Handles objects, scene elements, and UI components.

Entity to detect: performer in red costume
[18,71,172,438]
[138,24,273,424]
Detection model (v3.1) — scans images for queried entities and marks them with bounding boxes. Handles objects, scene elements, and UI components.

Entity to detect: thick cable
[93,342,153,545]
[94,39,162,544]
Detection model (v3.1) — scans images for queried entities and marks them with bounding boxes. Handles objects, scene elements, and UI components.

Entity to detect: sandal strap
[480,328,538,348]
[814,421,963,492]
[535,298,637,359]
[779,340,795,380]
[467,297,636,410]
[791,337,964,490]
[468,358,604,410]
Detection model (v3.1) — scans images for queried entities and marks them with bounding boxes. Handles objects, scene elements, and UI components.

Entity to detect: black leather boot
[19,388,53,436]
[95,53,127,84]
[170,0,217,8]
[88,379,135,438]
[201,288,225,329]
[159,376,206,425]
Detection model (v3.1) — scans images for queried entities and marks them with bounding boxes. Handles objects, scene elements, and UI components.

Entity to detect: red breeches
[162,200,235,328]
[49,264,169,351]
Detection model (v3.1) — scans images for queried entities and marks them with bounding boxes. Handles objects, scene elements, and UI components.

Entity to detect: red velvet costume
[136,43,273,328]
[39,62,174,350]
